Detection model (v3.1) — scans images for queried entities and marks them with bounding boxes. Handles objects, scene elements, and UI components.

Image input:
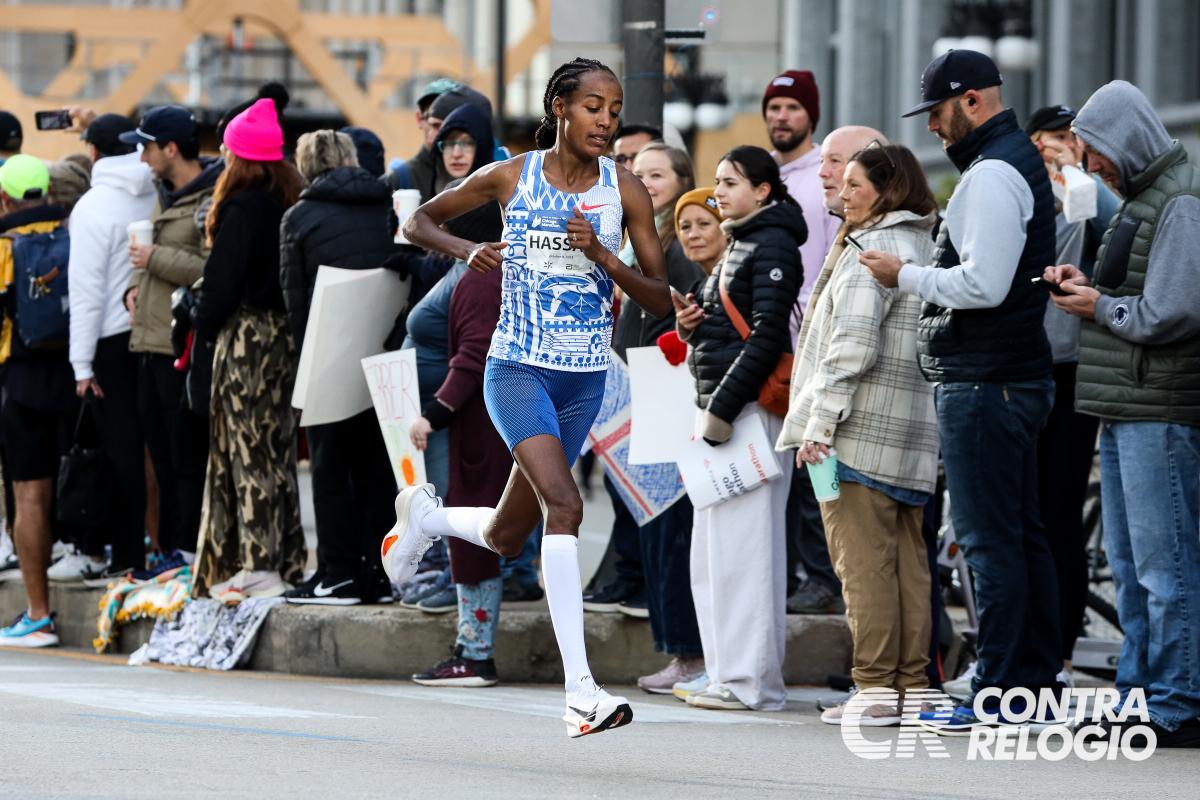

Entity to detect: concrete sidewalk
[0,579,853,684]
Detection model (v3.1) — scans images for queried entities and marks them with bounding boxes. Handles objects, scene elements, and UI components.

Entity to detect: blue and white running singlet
[489,150,624,371]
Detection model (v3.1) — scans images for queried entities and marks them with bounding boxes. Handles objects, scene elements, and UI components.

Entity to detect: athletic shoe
[51,540,73,563]
[581,581,639,613]
[361,570,395,604]
[131,553,189,582]
[210,570,291,603]
[416,584,457,614]
[1057,668,1075,689]
[0,612,59,648]
[83,564,139,589]
[942,660,978,700]
[638,657,704,695]
[616,597,650,619]
[563,676,633,738]
[46,550,107,583]
[285,573,362,606]
[686,682,748,711]
[380,484,440,585]
[412,646,499,687]
[819,689,902,726]
[402,570,450,608]
[786,580,846,614]
[502,577,544,602]
[0,553,20,583]
[672,671,710,702]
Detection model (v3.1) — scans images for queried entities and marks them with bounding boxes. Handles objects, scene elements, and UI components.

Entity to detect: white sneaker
[563,676,633,738]
[1057,668,1075,689]
[943,660,978,700]
[51,540,73,563]
[46,550,107,583]
[210,569,290,603]
[380,484,440,585]
[686,682,749,711]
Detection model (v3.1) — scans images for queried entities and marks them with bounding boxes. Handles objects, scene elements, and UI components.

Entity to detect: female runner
[381,57,670,738]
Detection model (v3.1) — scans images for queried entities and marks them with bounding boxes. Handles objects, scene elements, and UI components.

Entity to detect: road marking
[333,684,806,726]
[78,713,370,743]
[0,682,361,719]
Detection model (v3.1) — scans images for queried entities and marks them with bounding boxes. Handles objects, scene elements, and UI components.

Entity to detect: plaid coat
[777,210,940,494]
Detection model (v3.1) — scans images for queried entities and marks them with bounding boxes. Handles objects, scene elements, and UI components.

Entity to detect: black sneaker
[412,646,499,687]
[285,573,362,606]
[582,581,640,613]
[502,577,544,602]
[361,570,395,604]
[82,564,140,589]
[617,596,650,619]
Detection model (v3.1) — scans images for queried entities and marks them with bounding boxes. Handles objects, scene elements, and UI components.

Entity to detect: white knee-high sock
[421,507,495,551]
[541,534,592,691]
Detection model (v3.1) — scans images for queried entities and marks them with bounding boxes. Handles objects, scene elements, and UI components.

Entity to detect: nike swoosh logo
[579,202,608,211]
[313,579,354,597]
[568,705,598,722]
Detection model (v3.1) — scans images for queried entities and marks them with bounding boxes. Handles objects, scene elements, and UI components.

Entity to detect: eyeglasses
[614,153,633,165]
[438,138,476,153]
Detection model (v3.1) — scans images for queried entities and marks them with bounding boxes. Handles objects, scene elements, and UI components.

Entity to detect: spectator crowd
[0,46,1196,747]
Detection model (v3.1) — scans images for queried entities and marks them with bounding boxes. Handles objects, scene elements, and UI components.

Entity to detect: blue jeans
[936,379,1059,695]
[502,523,542,585]
[1100,421,1200,731]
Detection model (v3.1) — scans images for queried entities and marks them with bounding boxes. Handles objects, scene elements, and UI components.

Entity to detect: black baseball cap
[0,111,21,149]
[902,49,1003,117]
[83,113,137,155]
[1024,104,1076,135]
[119,105,197,146]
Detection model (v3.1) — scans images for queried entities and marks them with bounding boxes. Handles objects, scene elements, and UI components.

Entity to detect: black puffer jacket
[687,201,805,422]
[280,165,400,349]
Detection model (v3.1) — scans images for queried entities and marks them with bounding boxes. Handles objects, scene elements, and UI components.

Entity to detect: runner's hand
[567,207,605,262]
[466,241,507,273]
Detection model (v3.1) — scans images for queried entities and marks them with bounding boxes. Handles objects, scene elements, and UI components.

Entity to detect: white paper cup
[392,189,421,244]
[127,220,154,248]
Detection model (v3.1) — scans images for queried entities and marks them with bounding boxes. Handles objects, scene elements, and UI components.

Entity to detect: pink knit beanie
[223,98,284,162]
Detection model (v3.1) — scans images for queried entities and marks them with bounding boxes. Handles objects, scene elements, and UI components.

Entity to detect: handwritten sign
[675,410,782,510]
[361,349,427,489]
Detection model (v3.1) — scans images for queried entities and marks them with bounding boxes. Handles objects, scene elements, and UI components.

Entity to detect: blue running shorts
[483,358,607,468]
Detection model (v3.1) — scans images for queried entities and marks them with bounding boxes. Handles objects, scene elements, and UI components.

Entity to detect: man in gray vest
[863,50,1061,733]
[1045,80,1200,748]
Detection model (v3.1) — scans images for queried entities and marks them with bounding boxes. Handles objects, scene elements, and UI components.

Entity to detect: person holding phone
[779,143,940,726]
[383,57,669,738]
[672,145,804,712]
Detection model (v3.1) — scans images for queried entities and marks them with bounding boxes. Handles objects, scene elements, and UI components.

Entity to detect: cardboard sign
[626,345,695,465]
[361,349,427,490]
[676,411,782,510]
[293,266,409,427]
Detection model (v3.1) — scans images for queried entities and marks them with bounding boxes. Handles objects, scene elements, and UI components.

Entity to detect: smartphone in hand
[1031,276,1070,297]
[670,286,688,307]
[35,110,73,131]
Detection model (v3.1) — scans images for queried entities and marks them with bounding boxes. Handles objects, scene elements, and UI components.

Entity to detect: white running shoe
[942,660,978,700]
[46,550,107,583]
[563,676,633,739]
[380,484,440,585]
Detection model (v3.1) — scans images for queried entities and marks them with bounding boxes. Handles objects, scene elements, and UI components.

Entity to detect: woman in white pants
[672,146,806,710]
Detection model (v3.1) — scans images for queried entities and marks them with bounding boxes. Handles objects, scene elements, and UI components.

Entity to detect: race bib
[524,211,596,275]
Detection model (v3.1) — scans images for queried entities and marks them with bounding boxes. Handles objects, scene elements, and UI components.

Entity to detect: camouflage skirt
[192,308,306,597]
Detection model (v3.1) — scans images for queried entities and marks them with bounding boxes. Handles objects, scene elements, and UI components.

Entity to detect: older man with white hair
[818,126,889,214]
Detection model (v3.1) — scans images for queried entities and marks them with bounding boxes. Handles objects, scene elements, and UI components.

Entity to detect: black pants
[1036,362,1100,662]
[785,463,840,596]
[602,474,645,592]
[84,333,145,569]
[139,354,208,555]
[640,494,702,657]
[306,409,396,581]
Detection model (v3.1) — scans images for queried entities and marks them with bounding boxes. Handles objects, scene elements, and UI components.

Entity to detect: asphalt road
[0,649,1196,800]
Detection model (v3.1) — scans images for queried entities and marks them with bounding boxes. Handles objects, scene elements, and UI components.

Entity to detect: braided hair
[534,57,619,150]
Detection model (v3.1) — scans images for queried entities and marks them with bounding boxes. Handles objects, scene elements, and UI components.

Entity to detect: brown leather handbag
[718,271,793,418]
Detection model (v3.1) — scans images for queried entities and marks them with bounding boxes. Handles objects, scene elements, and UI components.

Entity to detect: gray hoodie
[1071,80,1200,346]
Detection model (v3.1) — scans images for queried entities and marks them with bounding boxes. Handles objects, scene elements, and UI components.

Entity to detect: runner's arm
[403,158,521,266]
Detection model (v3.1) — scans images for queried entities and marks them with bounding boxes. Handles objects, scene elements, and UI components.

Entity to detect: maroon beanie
[761,70,820,128]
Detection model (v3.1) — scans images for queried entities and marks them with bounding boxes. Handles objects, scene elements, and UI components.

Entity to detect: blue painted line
[77,713,369,743]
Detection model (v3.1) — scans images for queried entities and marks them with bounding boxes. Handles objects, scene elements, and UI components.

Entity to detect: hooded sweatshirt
[68,150,156,380]
[432,103,495,195]
[1072,80,1200,345]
